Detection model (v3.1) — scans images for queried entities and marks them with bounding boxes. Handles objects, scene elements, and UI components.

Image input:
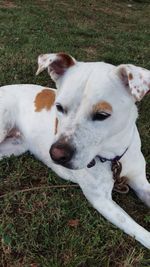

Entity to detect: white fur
[0,53,150,248]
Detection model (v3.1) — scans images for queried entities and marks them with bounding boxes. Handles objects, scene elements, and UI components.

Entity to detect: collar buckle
[97,148,129,194]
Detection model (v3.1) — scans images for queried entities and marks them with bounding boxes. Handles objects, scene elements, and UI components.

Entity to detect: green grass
[0,0,150,266]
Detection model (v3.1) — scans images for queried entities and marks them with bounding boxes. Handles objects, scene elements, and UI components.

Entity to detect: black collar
[96,147,128,163]
[87,147,129,168]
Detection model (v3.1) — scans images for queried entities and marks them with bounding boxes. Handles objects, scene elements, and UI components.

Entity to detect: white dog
[0,52,150,248]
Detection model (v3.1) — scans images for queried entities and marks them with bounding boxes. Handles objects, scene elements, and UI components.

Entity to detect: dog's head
[36,53,150,169]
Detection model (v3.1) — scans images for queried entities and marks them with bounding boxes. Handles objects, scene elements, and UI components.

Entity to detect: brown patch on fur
[93,101,112,113]
[34,89,55,112]
[128,73,133,80]
[55,118,58,135]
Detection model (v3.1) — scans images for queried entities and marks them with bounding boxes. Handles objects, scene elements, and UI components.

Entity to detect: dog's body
[0,53,150,248]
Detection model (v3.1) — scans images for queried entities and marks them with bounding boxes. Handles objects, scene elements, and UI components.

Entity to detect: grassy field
[0,0,150,266]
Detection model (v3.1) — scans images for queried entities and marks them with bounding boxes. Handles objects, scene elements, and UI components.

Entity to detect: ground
[0,0,150,266]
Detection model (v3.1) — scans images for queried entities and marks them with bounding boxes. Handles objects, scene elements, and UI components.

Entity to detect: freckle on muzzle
[49,138,75,168]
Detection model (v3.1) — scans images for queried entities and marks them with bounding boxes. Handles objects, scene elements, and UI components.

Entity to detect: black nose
[49,141,75,166]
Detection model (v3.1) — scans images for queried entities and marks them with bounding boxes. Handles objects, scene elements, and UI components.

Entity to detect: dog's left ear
[115,64,150,101]
[36,52,76,82]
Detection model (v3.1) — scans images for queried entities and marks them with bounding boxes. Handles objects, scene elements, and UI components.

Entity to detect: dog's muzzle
[49,139,75,168]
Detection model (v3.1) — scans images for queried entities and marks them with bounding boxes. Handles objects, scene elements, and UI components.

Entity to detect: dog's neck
[99,107,138,159]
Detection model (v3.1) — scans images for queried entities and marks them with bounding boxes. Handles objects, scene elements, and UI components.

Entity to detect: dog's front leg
[92,198,150,248]
[77,162,150,249]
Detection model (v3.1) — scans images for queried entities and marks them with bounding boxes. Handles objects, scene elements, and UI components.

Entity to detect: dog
[0,52,150,248]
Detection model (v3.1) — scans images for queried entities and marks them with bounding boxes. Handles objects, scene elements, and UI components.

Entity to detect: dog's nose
[50,141,75,166]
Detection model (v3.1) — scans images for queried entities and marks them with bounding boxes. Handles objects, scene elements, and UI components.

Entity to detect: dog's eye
[92,112,111,121]
[56,103,64,113]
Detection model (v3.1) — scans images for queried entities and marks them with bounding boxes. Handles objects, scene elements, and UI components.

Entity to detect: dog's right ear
[115,64,150,101]
[36,52,76,82]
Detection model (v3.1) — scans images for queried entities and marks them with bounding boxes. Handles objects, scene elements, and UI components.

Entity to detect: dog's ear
[115,64,150,101]
[36,52,76,81]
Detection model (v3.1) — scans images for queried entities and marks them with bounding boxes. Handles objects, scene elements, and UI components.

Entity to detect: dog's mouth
[87,158,96,168]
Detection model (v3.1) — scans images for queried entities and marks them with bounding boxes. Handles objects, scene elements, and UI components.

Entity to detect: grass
[0,0,150,266]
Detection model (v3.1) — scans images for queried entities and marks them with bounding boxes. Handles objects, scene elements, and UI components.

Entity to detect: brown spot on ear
[128,73,133,80]
[50,53,75,75]
[93,101,112,113]
[34,89,55,112]
[55,117,58,135]
[58,52,75,68]
[119,67,129,87]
